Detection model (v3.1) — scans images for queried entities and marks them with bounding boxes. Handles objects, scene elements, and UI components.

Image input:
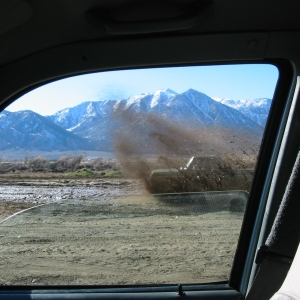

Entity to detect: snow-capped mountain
[51,88,263,136]
[47,89,178,131]
[121,88,178,111]
[213,97,272,126]
[47,100,116,133]
[48,88,264,152]
[0,110,90,151]
[0,88,269,152]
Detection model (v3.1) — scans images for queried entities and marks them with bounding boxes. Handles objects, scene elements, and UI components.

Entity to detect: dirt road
[0,175,246,286]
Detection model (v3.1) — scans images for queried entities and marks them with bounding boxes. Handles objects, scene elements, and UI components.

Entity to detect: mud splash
[112,110,260,192]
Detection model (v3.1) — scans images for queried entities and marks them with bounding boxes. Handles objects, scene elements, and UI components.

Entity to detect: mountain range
[0,88,270,152]
[212,97,271,126]
[0,110,91,151]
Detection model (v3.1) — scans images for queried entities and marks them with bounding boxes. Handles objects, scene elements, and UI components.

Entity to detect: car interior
[1,0,300,299]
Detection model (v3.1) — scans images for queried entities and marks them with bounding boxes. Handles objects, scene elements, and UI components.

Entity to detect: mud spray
[112,110,261,193]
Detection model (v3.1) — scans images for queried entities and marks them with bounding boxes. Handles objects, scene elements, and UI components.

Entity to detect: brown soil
[0,202,35,222]
[0,173,246,286]
[0,196,244,286]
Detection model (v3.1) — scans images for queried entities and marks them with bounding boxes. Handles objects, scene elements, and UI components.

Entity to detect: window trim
[229,58,295,294]
[0,59,293,295]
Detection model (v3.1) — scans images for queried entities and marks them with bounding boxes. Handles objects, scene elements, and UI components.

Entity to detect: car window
[0,64,278,286]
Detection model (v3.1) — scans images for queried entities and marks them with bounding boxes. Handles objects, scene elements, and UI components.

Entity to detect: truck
[149,156,254,194]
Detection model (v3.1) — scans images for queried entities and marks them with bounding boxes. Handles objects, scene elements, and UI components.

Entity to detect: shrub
[52,154,85,172]
[0,159,24,173]
[92,158,115,171]
[28,156,47,169]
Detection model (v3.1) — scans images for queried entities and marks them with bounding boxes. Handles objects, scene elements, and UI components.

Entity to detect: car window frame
[0,56,295,298]
[230,59,295,294]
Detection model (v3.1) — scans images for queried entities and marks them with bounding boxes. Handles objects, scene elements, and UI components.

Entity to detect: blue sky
[7,64,278,115]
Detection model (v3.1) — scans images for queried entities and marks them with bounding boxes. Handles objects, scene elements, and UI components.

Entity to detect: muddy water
[0,179,144,221]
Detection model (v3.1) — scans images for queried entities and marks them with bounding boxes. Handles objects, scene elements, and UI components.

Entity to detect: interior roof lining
[1,0,300,67]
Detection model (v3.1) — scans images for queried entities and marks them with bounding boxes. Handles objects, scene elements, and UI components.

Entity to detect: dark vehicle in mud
[150,156,254,193]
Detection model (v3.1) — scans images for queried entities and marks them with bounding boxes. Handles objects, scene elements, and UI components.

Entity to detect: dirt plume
[112,110,261,192]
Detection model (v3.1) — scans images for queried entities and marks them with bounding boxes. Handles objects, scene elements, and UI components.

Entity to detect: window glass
[0,64,278,285]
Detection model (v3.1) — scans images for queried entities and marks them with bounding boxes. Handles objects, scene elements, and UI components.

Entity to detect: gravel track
[0,176,245,286]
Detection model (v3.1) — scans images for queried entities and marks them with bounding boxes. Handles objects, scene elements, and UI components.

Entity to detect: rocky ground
[0,172,145,221]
